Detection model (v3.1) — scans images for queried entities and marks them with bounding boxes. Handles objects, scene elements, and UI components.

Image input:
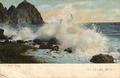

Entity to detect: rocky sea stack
[0,0,44,24]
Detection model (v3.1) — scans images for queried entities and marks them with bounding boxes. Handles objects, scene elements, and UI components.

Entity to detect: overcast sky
[0,0,120,22]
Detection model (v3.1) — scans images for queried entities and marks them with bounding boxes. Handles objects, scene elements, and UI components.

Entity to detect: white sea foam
[35,7,108,55]
[0,5,108,55]
[1,4,120,63]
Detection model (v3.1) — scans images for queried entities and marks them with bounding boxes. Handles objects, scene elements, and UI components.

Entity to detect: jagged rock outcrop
[7,5,16,16]
[11,0,44,24]
[7,5,16,24]
[0,29,8,40]
[0,3,10,23]
[90,54,114,63]
[0,0,44,24]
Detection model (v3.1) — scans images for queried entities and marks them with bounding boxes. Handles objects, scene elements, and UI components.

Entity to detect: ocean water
[90,23,120,51]
[0,22,120,63]
[24,23,120,63]
[0,0,120,63]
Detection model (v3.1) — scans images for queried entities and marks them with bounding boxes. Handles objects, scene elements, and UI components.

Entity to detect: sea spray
[14,27,37,41]
[36,23,59,40]
[0,24,17,37]
[0,23,108,55]
[35,10,108,55]
[0,5,108,55]
[56,22,107,54]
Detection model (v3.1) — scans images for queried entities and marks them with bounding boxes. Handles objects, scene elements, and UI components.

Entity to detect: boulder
[33,39,42,44]
[33,37,59,45]
[90,54,114,63]
[51,45,59,51]
[39,42,52,49]
[11,0,44,24]
[33,38,59,50]
[52,56,56,58]
[16,40,25,44]
[48,37,59,45]
[64,48,73,53]
[0,29,4,35]
[0,29,8,40]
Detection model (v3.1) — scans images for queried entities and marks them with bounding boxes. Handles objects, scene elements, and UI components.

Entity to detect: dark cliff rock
[0,3,10,23]
[90,54,114,63]
[0,0,44,24]
[11,0,44,24]
[0,29,4,38]
[7,5,16,24]
[7,5,16,16]
[0,29,8,40]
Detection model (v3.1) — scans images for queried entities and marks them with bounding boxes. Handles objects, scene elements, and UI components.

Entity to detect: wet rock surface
[90,54,114,63]
[64,48,73,53]
[33,39,42,44]
[0,29,8,40]
[33,38,60,50]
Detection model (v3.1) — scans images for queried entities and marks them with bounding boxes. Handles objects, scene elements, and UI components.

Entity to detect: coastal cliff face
[0,0,44,24]
[0,3,10,23]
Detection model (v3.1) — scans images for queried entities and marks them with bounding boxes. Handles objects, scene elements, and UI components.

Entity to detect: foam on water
[35,10,108,55]
[25,49,91,63]
[1,5,119,63]
[0,8,108,55]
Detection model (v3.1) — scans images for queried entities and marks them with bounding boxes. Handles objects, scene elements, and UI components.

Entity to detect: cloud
[78,8,105,15]
[38,1,120,22]
[78,1,93,6]
[112,8,120,15]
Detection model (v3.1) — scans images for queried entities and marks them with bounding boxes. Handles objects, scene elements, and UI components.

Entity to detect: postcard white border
[0,64,120,78]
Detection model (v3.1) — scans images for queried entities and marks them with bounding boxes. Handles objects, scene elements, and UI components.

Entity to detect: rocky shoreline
[0,28,58,63]
[0,42,38,63]
[0,0,115,63]
[0,27,115,63]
